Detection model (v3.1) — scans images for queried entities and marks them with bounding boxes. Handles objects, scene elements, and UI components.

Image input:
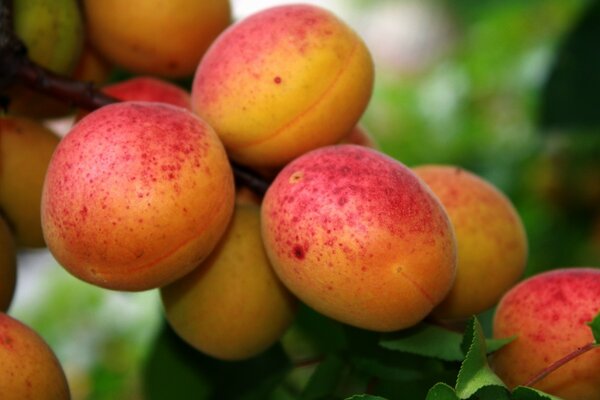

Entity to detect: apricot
[0,313,70,399]
[161,204,296,360]
[72,43,113,85]
[41,102,234,291]
[102,77,191,110]
[261,145,456,332]
[491,268,600,399]
[0,116,60,247]
[83,0,231,77]
[76,77,192,122]
[339,125,379,149]
[192,4,374,168]
[413,165,528,320]
[0,217,17,312]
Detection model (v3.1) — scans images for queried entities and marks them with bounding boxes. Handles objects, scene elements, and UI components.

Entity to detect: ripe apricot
[102,77,191,110]
[192,4,374,168]
[0,313,70,399]
[261,145,456,332]
[413,165,528,320]
[42,102,234,291]
[491,267,600,399]
[339,125,379,149]
[83,0,231,77]
[0,116,60,247]
[76,77,192,122]
[161,204,296,360]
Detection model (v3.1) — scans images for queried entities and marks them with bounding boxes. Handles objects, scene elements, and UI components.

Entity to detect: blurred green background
[9,0,600,398]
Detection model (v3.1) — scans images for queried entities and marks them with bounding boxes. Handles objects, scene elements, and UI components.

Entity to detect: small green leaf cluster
[143,306,600,399]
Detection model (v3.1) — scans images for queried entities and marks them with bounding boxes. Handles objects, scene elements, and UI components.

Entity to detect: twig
[521,342,597,388]
[0,0,271,195]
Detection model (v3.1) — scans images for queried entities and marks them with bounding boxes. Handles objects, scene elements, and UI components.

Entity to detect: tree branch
[0,0,271,195]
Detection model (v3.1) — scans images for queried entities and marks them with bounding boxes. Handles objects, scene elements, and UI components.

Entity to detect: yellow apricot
[0,116,60,247]
[192,4,374,168]
[161,204,296,360]
[83,0,231,77]
[414,165,528,320]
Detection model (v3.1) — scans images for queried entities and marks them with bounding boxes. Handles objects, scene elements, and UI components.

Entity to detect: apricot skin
[192,4,374,168]
[340,125,378,149]
[0,313,70,399]
[41,102,234,291]
[83,0,231,77]
[413,165,528,320]
[261,145,457,332]
[0,116,60,247]
[491,268,600,400]
[161,204,296,360]
[102,77,191,110]
[0,217,17,312]
[76,77,192,121]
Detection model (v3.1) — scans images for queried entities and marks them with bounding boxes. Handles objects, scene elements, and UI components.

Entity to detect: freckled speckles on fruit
[261,145,457,332]
[0,313,70,399]
[41,101,235,291]
[492,268,600,400]
[192,4,374,168]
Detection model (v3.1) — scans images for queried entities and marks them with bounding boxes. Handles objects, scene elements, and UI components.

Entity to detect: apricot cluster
[2,1,597,398]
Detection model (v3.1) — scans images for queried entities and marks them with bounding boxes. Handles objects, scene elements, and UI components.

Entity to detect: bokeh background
[9,0,600,398]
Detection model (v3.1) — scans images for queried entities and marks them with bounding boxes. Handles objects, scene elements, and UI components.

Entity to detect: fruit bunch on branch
[0,1,598,399]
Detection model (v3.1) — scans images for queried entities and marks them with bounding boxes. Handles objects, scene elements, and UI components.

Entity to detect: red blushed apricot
[192,4,374,168]
[0,313,70,399]
[75,77,192,122]
[102,77,191,110]
[261,145,457,332]
[491,268,600,399]
[83,0,231,77]
[41,102,234,291]
[413,165,528,320]
[161,204,296,361]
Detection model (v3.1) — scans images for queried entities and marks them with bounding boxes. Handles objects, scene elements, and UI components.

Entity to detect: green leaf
[484,336,516,354]
[380,322,465,361]
[300,353,346,400]
[512,386,564,400]
[381,321,515,362]
[425,382,459,400]
[587,311,600,344]
[143,324,212,400]
[143,323,291,400]
[344,395,389,400]
[455,317,507,399]
[294,304,347,354]
[351,355,428,382]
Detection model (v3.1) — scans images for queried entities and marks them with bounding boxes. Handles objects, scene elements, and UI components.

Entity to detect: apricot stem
[521,342,597,389]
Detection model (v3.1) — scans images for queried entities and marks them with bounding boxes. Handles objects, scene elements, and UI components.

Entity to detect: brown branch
[14,57,118,110]
[0,0,271,195]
